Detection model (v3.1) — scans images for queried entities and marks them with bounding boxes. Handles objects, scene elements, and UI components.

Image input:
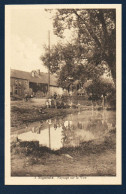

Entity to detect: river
[12,110,116,151]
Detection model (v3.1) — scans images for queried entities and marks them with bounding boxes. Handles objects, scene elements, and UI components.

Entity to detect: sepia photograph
[5,4,121,185]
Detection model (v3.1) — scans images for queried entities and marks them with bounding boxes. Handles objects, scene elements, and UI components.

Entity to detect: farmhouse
[10,69,63,98]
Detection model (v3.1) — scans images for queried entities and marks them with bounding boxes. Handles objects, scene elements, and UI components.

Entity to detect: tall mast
[48,30,50,98]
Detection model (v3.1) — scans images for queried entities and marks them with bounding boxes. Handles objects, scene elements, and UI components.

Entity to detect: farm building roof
[10,69,58,86]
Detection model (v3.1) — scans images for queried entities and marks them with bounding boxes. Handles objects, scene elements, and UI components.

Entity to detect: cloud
[10,9,76,73]
[11,35,48,72]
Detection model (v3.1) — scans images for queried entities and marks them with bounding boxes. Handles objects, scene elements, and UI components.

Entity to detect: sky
[10,9,61,72]
[9,8,75,73]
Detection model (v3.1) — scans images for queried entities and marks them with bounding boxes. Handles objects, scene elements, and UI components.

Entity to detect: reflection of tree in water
[59,119,82,147]
[86,116,108,137]
[58,111,115,147]
[53,117,64,130]
[51,115,91,147]
[61,124,76,146]
[77,122,83,129]
[28,110,115,149]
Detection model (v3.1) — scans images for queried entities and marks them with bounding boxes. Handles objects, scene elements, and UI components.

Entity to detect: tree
[85,78,116,107]
[41,42,106,91]
[51,9,116,84]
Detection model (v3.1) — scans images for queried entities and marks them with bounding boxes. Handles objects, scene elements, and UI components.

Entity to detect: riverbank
[11,131,116,176]
[11,100,114,131]
[11,100,116,176]
[11,100,79,131]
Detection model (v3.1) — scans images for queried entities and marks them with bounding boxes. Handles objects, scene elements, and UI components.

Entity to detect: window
[15,89,18,95]
[14,86,18,95]
[19,81,21,86]
[15,79,18,85]
[25,80,28,85]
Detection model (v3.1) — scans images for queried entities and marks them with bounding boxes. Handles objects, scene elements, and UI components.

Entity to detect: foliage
[52,9,116,82]
[41,42,107,90]
[41,8,116,99]
[42,9,115,83]
[24,88,33,96]
[106,89,116,107]
[85,78,115,103]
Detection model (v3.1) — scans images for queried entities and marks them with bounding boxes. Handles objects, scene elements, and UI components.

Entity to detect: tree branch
[73,9,101,48]
[95,10,108,47]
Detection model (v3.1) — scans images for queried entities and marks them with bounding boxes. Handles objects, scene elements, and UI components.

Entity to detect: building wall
[10,77,64,98]
[10,77,29,96]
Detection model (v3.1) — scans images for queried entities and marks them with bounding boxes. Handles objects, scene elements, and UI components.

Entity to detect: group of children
[45,97,65,109]
[45,93,81,109]
[45,93,68,109]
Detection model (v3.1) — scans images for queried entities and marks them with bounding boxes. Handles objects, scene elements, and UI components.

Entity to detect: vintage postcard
[5,4,122,185]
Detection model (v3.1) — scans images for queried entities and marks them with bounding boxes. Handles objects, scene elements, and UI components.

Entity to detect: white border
[5,4,122,185]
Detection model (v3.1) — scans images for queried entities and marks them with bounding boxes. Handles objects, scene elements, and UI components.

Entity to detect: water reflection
[17,110,116,150]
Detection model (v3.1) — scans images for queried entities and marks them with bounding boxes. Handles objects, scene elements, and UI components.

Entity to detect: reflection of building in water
[18,125,64,150]
[36,125,64,150]
[64,120,73,128]
[17,110,115,150]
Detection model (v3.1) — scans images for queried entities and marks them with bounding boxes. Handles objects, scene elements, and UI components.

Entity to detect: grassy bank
[11,101,79,130]
[11,100,114,130]
[11,131,116,176]
[11,100,116,176]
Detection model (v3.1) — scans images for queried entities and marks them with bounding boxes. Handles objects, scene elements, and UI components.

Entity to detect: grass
[11,132,116,176]
[11,101,79,130]
[11,100,116,176]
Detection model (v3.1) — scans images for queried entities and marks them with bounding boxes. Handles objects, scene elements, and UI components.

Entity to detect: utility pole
[49,123,51,149]
[48,30,50,98]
